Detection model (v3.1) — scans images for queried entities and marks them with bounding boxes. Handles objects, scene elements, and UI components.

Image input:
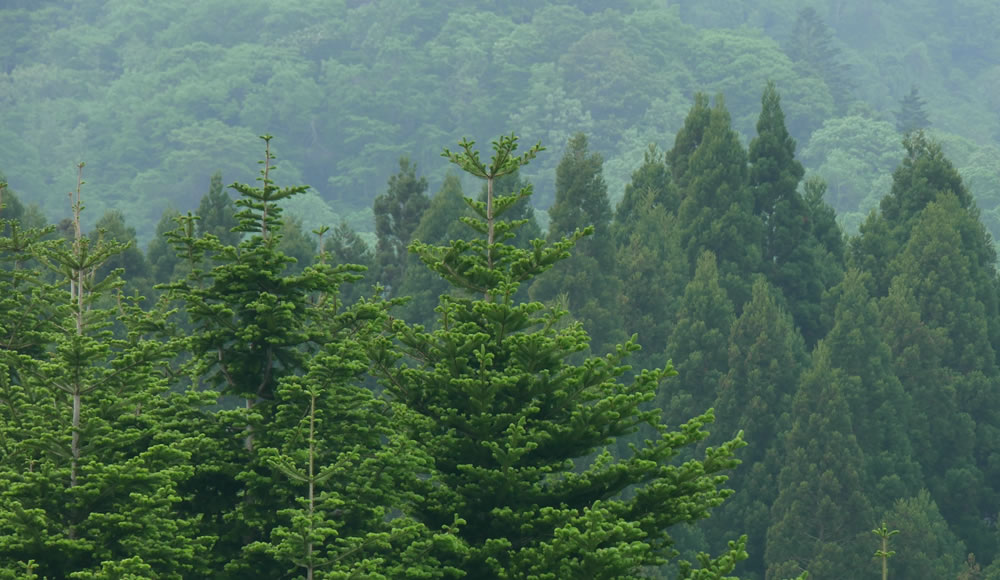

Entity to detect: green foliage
[896,85,931,134]
[374,134,747,578]
[373,157,430,298]
[530,133,624,355]
[676,95,761,309]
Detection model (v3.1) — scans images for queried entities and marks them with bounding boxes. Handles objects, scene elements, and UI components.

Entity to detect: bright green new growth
[872,522,899,580]
[373,134,749,578]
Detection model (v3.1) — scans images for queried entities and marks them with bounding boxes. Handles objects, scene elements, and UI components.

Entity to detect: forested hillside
[2,0,999,241]
[3,1,1000,579]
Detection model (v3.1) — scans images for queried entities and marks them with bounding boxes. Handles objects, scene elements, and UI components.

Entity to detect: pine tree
[398,173,469,327]
[162,137,420,576]
[481,168,543,251]
[707,277,807,580]
[880,490,967,580]
[895,85,931,134]
[823,269,923,506]
[765,343,874,580]
[373,134,748,578]
[612,144,680,247]
[667,93,712,192]
[529,133,624,355]
[323,220,374,306]
[749,83,828,345]
[615,188,687,373]
[786,7,853,111]
[676,96,761,309]
[373,157,430,297]
[0,164,212,577]
[196,171,242,247]
[146,208,185,286]
[660,251,735,430]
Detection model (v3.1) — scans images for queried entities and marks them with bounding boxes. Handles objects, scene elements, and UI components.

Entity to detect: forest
[2,0,1000,579]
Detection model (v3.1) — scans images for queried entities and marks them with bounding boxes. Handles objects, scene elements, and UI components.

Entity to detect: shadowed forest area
[2,1,1000,579]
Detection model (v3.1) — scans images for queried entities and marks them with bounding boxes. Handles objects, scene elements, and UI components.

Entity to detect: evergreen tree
[196,171,242,247]
[823,269,922,506]
[749,83,827,345]
[323,220,374,306]
[765,343,874,580]
[90,209,152,292]
[880,490,967,580]
[529,133,624,355]
[481,168,543,251]
[895,85,931,134]
[612,144,680,247]
[786,7,853,111]
[373,157,430,298]
[374,134,749,578]
[615,189,687,373]
[146,208,185,285]
[162,137,425,577]
[276,214,317,275]
[398,173,468,327]
[0,165,212,577]
[676,96,761,309]
[666,93,712,193]
[661,251,735,429]
[708,277,807,580]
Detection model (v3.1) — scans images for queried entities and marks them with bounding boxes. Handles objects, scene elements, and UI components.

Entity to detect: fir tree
[324,220,374,306]
[0,164,212,577]
[196,171,241,246]
[373,157,430,298]
[481,168,543,251]
[612,144,680,247]
[398,173,469,327]
[708,277,807,580]
[146,207,185,286]
[529,133,624,355]
[660,251,735,430]
[765,343,874,580]
[667,93,712,192]
[373,134,748,578]
[749,83,827,345]
[786,7,853,111]
[895,85,931,134]
[676,96,761,309]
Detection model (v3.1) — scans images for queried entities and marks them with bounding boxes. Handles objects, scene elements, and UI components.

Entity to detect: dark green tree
[196,171,242,247]
[666,93,712,193]
[612,144,680,247]
[398,173,469,327]
[823,269,922,506]
[786,7,853,111]
[276,215,317,275]
[749,82,828,344]
[765,343,874,580]
[660,251,735,429]
[373,134,749,578]
[879,490,967,580]
[323,220,374,306]
[146,207,185,285]
[707,277,807,580]
[90,209,151,291]
[676,96,761,309]
[373,157,430,298]
[529,133,624,355]
[895,85,931,134]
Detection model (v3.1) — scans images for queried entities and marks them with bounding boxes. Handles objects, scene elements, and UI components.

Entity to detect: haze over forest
[2,1,1000,579]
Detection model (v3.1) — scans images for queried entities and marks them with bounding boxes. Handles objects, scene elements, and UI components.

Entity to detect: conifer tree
[787,7,853,111]
[373,157,430,297]
[676,96,761,309]
[373,134,748,578]
[615,188,687,373]
[879,491,967,580]
[707,277,807,579]
[162,137,426,577]
[398,173,469,327]
[529,133,624,355]
[660,251,734,432]
[612,144,680,247]
[895,85,931,134]
[324,220,374,306]
[748,83,827,344]
[0,165,212,577]
[667,93,712,192]
[823,269,923,506]
[481,169,542,251]
[196,171,241,246]
[766,343,873,580]
[146,208,185,285]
